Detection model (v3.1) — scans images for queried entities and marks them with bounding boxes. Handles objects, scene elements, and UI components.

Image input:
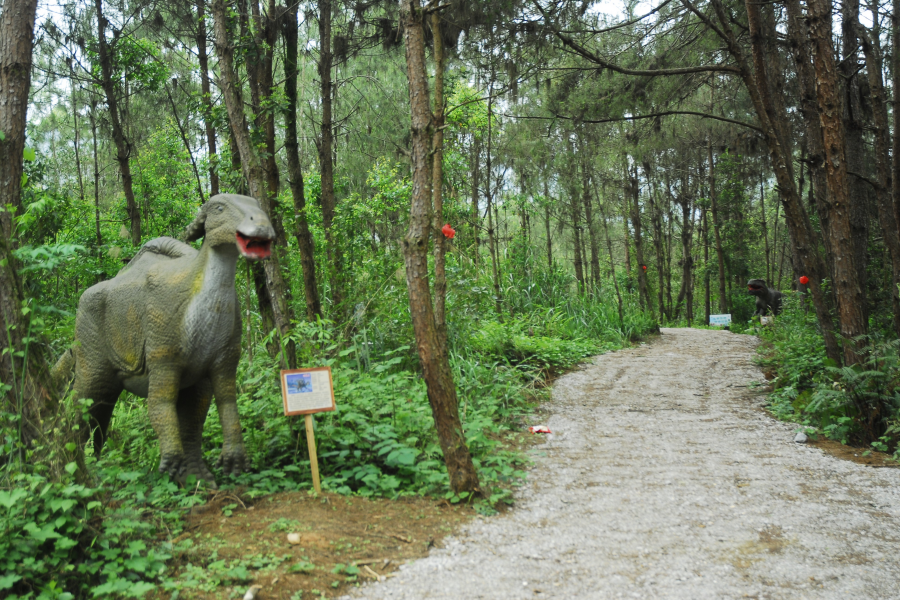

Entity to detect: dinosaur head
[747,279,767,297]
[184,194,275,260]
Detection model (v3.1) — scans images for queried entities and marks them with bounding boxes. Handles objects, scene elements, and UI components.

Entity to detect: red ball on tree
[799,276,809,285]
[441,224,455,239]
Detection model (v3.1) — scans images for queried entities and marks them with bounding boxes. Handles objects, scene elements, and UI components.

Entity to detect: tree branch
[502,110,762,132]
[532,0,741,76]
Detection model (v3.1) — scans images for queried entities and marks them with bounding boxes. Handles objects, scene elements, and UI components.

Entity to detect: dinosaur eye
[217,205,224,212]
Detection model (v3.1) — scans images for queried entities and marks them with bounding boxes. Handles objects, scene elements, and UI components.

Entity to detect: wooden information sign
[280,367,336,493]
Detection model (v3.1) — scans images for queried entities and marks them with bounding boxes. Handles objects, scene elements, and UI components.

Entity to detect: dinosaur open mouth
[236,231,272,260]
[748,285,762,291]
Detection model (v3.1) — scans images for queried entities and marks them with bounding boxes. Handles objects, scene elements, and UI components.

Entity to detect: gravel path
[344,328,900,599]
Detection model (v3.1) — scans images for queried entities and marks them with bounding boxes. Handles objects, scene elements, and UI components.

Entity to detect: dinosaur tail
[51,348,76,390]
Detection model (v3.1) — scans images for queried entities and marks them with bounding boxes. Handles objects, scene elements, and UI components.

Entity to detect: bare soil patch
[157,490,474,599]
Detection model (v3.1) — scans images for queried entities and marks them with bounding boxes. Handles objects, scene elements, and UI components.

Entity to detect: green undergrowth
[0,297,654,599]
[756,294,900,458]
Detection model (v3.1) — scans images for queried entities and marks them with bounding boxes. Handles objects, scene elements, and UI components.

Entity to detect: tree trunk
[431,11,448,335]
[485,77,502,316]
[318,0,344,313]
[211,0,295,368]
[89,104,103,248]
[629,167,652,316]
[785,0,833,276]
[400,0,479,495]
[856,21,900,336]
[544,178,552,267]
[840,0,870,321]
[196,0,219,197]
[571,194,585,294]
[893,0,900,231]
[760,175,770,283]
[807,0,869,364]
[674,192,694,323]
[93,0,141,246]
[703,208,711,324]
[645,164,668,320]
[580,157,601,291]
[707,141,727,313]
[0,0,61,454]
[282,3,322,322]
[471,133,480,266]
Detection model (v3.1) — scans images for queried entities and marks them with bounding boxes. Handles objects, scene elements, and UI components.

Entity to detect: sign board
[280,367,336,493]
[760,316,774,326]
[709,314,732,326]
[281,367,336,416]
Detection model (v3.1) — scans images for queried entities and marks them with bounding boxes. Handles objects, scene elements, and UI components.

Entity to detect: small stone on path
[794,432,808,443]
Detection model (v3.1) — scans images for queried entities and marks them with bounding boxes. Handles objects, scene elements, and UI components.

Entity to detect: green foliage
[759,295,900,455]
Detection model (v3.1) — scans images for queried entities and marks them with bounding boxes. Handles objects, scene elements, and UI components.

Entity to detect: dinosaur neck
[182,243,240,361]
[195,242,239,296]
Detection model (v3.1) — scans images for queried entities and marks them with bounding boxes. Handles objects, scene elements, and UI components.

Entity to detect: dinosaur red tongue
[236,232,272,259]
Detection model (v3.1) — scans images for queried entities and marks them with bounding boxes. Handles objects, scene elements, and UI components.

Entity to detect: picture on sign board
[281,367,336,416]
[286,373,313,394]
[709,314,732,326]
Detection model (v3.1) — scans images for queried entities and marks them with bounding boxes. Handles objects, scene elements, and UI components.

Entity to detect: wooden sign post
[280,367,336,493]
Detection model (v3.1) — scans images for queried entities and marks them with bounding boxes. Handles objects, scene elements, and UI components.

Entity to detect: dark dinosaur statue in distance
[747,279,783,317]
[53,194,274,487]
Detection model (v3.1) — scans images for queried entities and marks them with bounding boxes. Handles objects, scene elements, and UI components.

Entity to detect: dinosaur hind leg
[176,381,217,488]
[85,386,124,456]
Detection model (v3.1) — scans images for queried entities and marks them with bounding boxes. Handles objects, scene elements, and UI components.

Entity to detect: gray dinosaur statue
[54,194,274,487]
[747,279,783,316]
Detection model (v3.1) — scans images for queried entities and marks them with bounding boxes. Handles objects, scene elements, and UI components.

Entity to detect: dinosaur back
[121,237,198,273]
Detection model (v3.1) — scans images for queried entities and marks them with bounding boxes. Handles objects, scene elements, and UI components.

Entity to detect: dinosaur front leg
[177,380,217,488]
[211,370,249,475]
[147,369,187,478]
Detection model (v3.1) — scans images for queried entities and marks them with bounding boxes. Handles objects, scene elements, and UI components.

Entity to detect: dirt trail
[344,328,900,599]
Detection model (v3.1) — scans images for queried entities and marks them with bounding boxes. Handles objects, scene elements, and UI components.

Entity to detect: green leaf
[24,521,61,542]
[0,573,22,590]
[0,488,27,509]
[125,581,156,598]
[64,462,78,475]
[23,147,36,162]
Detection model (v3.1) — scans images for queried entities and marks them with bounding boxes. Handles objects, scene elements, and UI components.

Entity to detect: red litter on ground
[529,425,552,434]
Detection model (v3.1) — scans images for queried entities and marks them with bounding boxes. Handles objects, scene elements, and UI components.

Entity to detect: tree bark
[485,76,502,316]
[785,0,833,275]
[807,0,869,364]
[282,3,322,322]
[88,103,102,248]
[707,141,727,313]
[318,0,344,314]
[93,0,141,246]
[400,0,479,495]
[629,166,652,316]
[580,154,601,290]
[196,0,219,197]
[212,0,295,368]
[893,0,900,231]
[840,0,870,321]
[856,21,900,336]
[431,11,448,336]
[645,163,668,320]
[543,178,552,267]
[0,0,61,453]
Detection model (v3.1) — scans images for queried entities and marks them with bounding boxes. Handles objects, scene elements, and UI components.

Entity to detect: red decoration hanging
[441,224,455,239]
[799,276,809,285]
